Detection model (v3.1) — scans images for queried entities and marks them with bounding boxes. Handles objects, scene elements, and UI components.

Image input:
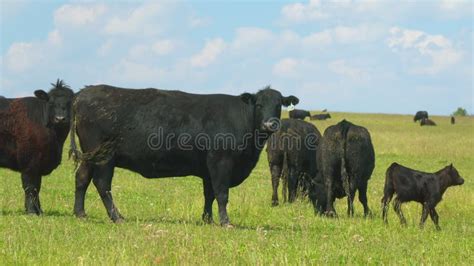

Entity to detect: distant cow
[0,80,74,215]
[70,85,298,226]
[310,113,331,120]
[414,111,428,122]
[289,109,311,120]
[266,119,322,206]
[382,163,464,230]
[309,120,375,217]
[451,116,455,125]
[420,118,436,126]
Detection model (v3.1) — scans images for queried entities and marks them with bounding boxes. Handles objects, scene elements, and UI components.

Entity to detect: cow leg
[282,171,288,203]
[346,182,356,217]
[270,164,282,206]
[21,173,42,215]
[208,155,233,227]
[382,183,395,224]
[358,180,371,217]
[92,164,123,223]
[419,203,430,229]
[202,178,215,224]
[74,162,93,218]
[393,197,406,225]
[287,167,298,203]
[429,208,441,231]
[324,171,337,217]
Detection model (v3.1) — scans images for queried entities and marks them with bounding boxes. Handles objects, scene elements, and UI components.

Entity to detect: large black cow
[69,85,298,226]
[309,120,375,217]
[0,80,74,214]
[414,111,428,122]
[266,119,321,206]
[289,109,311,120]
[382,163,464,230]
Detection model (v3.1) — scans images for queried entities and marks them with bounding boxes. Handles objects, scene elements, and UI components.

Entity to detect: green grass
[1,112,473,264]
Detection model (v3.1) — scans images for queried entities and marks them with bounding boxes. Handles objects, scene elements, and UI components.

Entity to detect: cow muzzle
[55,116,66,123]
[261,118,281,132]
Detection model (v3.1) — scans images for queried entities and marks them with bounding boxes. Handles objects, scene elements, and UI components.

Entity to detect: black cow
[69,85,298,226]
[451,116,455,125]
[310,113,331,120]
[309,120,375,217]
[382,163,464,230]
[289,109,311,120]
[414,111,428,122]
[420,118,436,126]
[266,119,321,206]
[0,80,74,215]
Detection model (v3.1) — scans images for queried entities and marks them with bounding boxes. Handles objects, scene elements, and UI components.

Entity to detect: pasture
[1,112,473,264]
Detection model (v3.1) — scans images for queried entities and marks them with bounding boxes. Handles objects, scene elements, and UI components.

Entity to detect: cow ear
[449,163,453,169]
[34,90,49,101]
[282,95,299,107]
[240,93,256,104]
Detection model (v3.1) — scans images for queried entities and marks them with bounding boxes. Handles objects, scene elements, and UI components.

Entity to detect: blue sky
[1,0,472,115]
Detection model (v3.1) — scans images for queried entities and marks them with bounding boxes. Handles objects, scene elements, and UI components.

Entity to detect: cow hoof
[324,211,337,218]
[75,212,87,219]
[271,201,279,207]
[221,223,235,229]
[113,217,125,224]
[202,214,215,224]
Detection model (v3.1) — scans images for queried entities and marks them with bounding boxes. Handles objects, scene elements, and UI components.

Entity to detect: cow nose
[459,179,465,185]
[55,116,66,122]
[262,118,281,132]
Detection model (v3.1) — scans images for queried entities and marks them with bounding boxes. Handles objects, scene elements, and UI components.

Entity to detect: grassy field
[1,112,473,265]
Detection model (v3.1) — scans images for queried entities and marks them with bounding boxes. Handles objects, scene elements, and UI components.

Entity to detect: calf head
[241,86,299,132]
[35,79,74,125]
[445,164,464,186]
[308,173,327,215]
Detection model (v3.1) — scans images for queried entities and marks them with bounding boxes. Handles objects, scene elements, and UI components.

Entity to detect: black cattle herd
[0,80,465,230]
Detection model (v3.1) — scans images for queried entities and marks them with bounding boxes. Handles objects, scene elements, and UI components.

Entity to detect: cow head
[447,164,464,186]
[308,178,327,215]
[34,79,74,125]
[241,86,299,132]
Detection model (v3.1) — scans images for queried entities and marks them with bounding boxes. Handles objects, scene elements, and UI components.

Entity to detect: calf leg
[202,178,215,224]
[429,208,441,231]
[419,203,430,229]
[381,181,395,224]
[393,197,406,225]
[287,167,298,203]
[73,162,93,218]
[21,173,42,215]
[270,164,282,206]
[92,164,123,223]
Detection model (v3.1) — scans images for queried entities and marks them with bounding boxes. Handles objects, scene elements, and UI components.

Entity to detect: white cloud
[54,4,106,27]
[97,40,114,56]
[302,30,332,46]
[231,27,274,50]
[152,40,175,56]
[328,59,369,81]
[4,42,43,72]
[47,29,62,46]
[110,59,166,83]
[281,0,328,23]
[189,16,210,28]
[191,38,226,67]
[273,58,299,76]
[388,27,463,74]
[104,2,168,35]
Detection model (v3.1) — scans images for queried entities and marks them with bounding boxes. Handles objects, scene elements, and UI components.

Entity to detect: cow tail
[340,121,351,206]
[68,98,82,167]
[281,151,289,202]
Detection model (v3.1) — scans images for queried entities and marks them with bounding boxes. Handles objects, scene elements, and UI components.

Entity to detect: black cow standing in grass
[310,113,331,120]
[69,85,298,226]
[289,109,311,120]
[382,163,464,230]
[420,118,436,126]
[309,120,375,217]
[414,111,428,122]
[0,80,74,215]
[266,119,321,206]
[450,116,455,125]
